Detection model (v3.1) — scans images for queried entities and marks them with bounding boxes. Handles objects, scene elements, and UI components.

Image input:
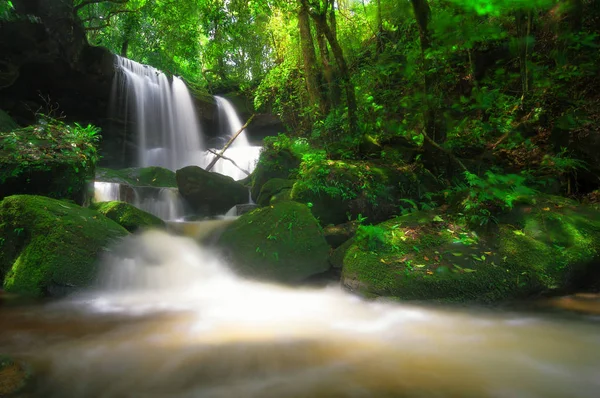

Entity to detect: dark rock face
[176,165,248,216]
[0,4,115,128]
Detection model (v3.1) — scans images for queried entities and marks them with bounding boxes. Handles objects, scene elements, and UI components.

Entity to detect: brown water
[1,230,600,398]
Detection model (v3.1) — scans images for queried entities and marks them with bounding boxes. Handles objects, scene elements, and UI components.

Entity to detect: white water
[111,56,205,171]
[200,96,261,180]
[93,181,186,221]
[1,230,595,397]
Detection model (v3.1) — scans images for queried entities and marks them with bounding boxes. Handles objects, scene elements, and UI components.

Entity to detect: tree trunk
[410,0,445,144]
[120,38,129,57]
[375,0,384,53]
[298,0,324,114]
[309,3,358,134]
[314,17,339,110]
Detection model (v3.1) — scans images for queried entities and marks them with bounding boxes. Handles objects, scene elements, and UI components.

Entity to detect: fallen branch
[422,131,468,172]
[205,114,255,172]
[206,148,250,176]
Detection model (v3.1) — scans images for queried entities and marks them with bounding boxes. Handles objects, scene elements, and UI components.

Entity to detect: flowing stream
[1,230,599,398]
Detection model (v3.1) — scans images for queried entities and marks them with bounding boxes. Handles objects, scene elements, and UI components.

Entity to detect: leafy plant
[457,171,536,226]
[355,225,388,252]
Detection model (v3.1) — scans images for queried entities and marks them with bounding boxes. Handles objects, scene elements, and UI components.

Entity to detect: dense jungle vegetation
[37,0,599,194]
[2,0,599,194]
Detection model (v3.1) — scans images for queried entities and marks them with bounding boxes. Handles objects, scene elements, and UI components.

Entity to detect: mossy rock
[217,201,330,283]
[0,121,97,205]
[340,197,600,303]
[291,160,440,226]
[0,110,18,133]
[323,221,359,249]
[256,178,295,207]
[89,201,165,232]
[96,166,177,187]
[0,355,30,396]
[0,195,129,297]
[250,148,300,201]
[176,165,248,216]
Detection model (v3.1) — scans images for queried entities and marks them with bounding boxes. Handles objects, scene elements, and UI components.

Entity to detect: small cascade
[134,187,186,221]
[94,182,122,202]
[93,182,186,221]
[111,56,205,171]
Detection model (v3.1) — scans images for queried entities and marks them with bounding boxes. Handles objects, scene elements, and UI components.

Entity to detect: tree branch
[206,149,250,176]
[205,114,255,172]
[74,0,129,13]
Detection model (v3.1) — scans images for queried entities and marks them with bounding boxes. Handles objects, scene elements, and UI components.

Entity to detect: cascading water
[111,56,205,171]
[93,181,186,221]
[1,230,600,398]
[202,96,262,181]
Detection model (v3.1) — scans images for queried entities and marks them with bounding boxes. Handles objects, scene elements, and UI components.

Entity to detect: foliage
[457,171,536,226]
[0,115,100,184]
[355,224,388,252]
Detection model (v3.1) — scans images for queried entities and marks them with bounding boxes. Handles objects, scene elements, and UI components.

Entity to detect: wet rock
[0,355,30,396]
[176,166,247,216]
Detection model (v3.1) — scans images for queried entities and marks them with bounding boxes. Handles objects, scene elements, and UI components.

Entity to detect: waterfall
[93,182,186,221]
[111,56,205,171]
[202,96,261,180]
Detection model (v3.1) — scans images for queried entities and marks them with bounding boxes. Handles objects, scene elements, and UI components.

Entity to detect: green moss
[250,147,301,200]
[0,109,18,133]
[341,197,600,303]
[0,195,128,297]
[256,178,295,207]
[217,201,330,282]
[89,201,165,232]
[96,166,177,187]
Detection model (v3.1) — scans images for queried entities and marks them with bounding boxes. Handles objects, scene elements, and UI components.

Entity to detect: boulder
[291,160,440,226]
[340,196,600,303]
[0,120,98,205]
[251,148,301,201]
[323,221,359,249]
[0,355,30,396]
[89,201,166,232]
[256,178,295,206]
[217,201,330,282]
[0,195,128,297]
[176,166,248,216]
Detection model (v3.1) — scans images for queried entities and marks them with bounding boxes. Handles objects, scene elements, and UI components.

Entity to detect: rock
[0,110,18,133]
[291,160,441,226]
[0,120,98,205]
[340,197,600,303]
[251,148,301,201]
[226,203,258,216]
[323,221,359,249]
[96,167,177,187]
[0,355,30,396]
[217,201,330,283]
[176,166,248,216]
[89,201,166,232]
[0,195,128,297]
[256,178,295,207]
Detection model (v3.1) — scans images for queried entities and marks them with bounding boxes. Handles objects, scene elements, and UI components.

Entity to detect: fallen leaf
[423,256,429,261]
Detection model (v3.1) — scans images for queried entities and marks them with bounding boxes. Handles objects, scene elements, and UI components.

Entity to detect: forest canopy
[3,0,598,194]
